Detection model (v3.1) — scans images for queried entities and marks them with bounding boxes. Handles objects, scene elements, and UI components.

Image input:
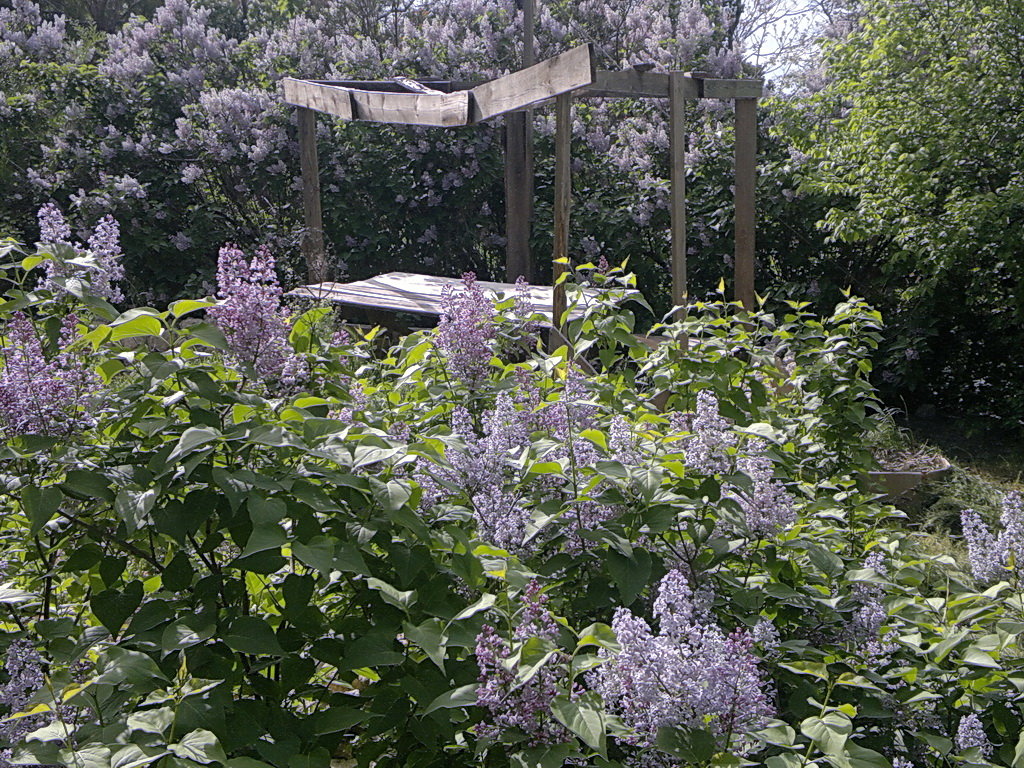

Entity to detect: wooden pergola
[282,43,762,326]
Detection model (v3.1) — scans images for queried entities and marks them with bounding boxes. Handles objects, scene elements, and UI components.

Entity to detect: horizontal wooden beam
[312,79,480,93]
[700,78,764,99]
[470,43,596,122]
[583,70,672,98]
[580,71,763,100]
[348,88,469,127]
[282,78,354,120]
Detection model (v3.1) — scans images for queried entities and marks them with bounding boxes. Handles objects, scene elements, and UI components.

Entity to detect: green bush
[0,240,1020,768]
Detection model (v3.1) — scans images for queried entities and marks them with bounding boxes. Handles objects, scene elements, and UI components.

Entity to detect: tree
[801,0,1024,423]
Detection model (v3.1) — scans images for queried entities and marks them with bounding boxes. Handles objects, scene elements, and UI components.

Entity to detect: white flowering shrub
[0,242,1018,768]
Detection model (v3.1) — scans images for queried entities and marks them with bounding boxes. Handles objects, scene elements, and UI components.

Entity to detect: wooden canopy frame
[282,43,763,325]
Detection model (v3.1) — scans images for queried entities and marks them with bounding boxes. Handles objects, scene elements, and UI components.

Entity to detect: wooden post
[734,97,757,311]
[669,72,688,320]
[551,92,572,336]
[505,114,532,282]
[297,106,327,284]
[504,0,536,282]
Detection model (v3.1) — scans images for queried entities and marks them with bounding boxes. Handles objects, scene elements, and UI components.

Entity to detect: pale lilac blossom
[0,312,98,436]
[955,713,991,758]
[208,244,306,384]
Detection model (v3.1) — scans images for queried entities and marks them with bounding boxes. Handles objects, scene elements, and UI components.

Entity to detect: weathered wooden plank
[551,92,572,335]
[701,78,764,100]
[505,111,532,281]
[288,272,597,323]
[669,72,687,320]
[282,78,354,121]
[394,77,444,95]
[297,107,327,283]
[583,70,673,98]
[348,88,470,127]
[471,43,595,122]
[734,97,757,310]
[311,79,481,92]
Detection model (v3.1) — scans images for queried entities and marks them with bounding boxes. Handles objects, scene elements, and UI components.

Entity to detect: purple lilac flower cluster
[847,551,897,660]
[734,439,797,536]
[0,312,98,436]
[592,570,774,755]
[0,639,46,768]
[36,204,125,303]
[954,713,991,758]
[414,395,537,551]
[682,391,736,475]
[435,273,498,386]
[474,582,568,745]
[960,491,1024,583]
[208,245,306,385]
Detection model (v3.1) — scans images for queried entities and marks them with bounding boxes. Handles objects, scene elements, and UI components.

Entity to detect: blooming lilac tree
[208,243,306,384]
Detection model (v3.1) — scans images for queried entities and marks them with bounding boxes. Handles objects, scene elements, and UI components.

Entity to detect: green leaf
[96,647,169,686]
[403,619,447,671]
[550,692,606,754]
[423,683,479,714]
[604,548,651,605]
[106,311,164,341]
[110,745,170,768]
[21,485,62,534]
[240,524,288,557]
[169,426,221,461]
[168,730,227,765]
[170,299,215,318]
[114,488,158,531]
[0,585,34,605]
[510,745,574,768]
[450,593,496,622]
[800,712,852,756]
[186,322,229,350]
[61,470,113,502]
[126,707,175,735]
[224,616,283,655]
[59,746,111,768]
[366,578,416,611]
[91,581,143,635]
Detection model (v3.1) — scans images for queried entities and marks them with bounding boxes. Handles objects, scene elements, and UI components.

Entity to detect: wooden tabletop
[287,271,599,324]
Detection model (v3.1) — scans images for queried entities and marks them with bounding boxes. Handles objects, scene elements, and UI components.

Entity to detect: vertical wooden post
[505,0,536,283]
[297,106,327,284]
[734,97,757,311]
[669,72,688,320]
[551,92,572,335]
[505,114,532,282]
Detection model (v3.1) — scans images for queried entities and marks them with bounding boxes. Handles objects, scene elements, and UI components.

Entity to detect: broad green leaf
[423,683,479,714]
[21,485,62,534]
[168,730,227,765]
[367,578,416,611]
[224,617,283,655]
[550,692,606,754]
[127,707,175,735]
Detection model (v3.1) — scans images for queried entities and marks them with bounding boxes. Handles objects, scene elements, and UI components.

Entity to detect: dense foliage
[0,0,847,313]
[0,237,1022,768]
[794,0,1024,424]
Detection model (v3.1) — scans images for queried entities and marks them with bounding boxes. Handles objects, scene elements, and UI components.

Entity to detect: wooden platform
[287,271,599,324]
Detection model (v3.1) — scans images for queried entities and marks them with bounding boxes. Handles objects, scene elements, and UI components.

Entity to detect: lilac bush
[36,203,126,302]
[960,491,1024,583]
[682,390,736,475]
[435,273,498,386]
[733,438,796,535]
[593,570,774,755]
[475,581,569,745]
[0,312,98,436]
[208,244,306,384]
[0,639,46,768]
